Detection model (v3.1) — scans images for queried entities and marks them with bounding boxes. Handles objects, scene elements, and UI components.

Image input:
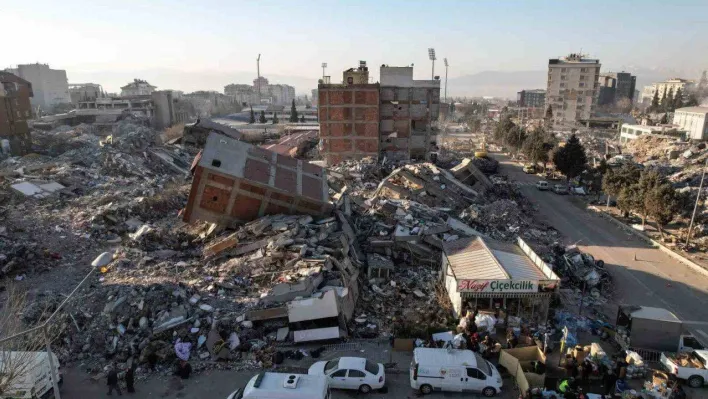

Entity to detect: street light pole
[428,48,436,80]
[686,159,708,246]
[444,58,449,104]
[321,62,327,80]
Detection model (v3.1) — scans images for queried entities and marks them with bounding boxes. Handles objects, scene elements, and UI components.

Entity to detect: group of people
[105,346,194,396]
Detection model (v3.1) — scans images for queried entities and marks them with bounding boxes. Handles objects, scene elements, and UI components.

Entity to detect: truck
[0,351,62,399]
[660,350,708,388]
[614,306,705,361]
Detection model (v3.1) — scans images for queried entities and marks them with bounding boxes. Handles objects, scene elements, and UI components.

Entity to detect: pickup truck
[661,350,708,388]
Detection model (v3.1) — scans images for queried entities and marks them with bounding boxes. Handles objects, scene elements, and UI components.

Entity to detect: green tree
[249,106,255,124]
[289,99,299,122]
[299,114,305,123]
[645,180,679,239]
[259,110,266,123]
[522,128,553,169]
[660,89,667,111]
[673,87,683,110]
[272,112,278,124]
[660,113,669,124]
[650,90,660,112]
[450,102,456,114]
[493,115,516,144]
[505,125,527,154]
[552,134,587,181]
[664,88,674,112]
[602,164,641,209]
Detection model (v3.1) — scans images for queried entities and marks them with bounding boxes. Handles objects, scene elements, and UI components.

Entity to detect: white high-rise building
[5,63,71,111]
[545,54,601,128]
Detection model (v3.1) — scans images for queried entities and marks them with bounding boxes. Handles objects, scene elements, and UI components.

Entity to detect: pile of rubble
[1,124,566,379]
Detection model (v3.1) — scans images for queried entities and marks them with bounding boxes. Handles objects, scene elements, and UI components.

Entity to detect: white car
[308,357,385,393]
[536,180,549,191]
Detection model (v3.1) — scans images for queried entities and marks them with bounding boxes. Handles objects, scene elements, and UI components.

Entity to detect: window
[364,361,379,375]
[331,369,347,377]
[684,337,705,350]
[348,370,366,378]
[466,368,487,380]
[211,159,222,167]
[560,83,566,88]
[474,353,492,375]
[561,68,567,72]
[324,360,339,374]
[581,68,588,73]
[579,75,586,81]
[579,83,585,87]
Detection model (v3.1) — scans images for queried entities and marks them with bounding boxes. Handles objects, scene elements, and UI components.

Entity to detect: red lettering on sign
[458,280,490,292]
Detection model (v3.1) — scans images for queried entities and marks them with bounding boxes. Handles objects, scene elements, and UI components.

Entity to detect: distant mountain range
[448,66,704,99]
[69,66,704,99]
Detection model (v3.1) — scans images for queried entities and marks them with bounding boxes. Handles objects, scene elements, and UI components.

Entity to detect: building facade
[673,107,708,140]
[69,83,103,104]
[253,76,269,98]
[517,89,546,108]
[269,84,296,106]
[545,54,601,128]
[641,79,696,105]
[225,84,257,105]
[120,79,156,97]
[619,124,686,143]
[5,63,71,111]
[379,65,441,160]
[0,72,33,154]
[318,62,380,165]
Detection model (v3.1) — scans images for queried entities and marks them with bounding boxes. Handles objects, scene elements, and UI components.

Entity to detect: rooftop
[676,106,708,114]
[443,236,551,281]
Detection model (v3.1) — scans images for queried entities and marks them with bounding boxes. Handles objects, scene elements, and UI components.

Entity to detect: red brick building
[183,132,331,225]
[0,72,33,155]
[318,62,380,165]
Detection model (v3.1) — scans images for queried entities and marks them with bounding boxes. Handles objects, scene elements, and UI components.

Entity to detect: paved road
[61,367,516,399]
[494,154,708,344]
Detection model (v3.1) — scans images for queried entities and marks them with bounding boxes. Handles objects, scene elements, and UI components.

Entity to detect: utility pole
[428,48,436,80]
[686,159,708,246]
[443,58,449,104]
[256,54,261,104]
[321,62,327,80]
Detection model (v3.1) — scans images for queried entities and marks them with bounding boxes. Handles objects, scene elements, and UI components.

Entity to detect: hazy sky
[2,0,707,93]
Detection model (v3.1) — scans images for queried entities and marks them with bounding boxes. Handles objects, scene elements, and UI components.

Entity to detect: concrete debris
[1,116,573,382]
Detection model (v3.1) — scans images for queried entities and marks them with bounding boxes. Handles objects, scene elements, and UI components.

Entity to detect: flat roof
[413,348,479,366]
[627,306,681,323]
[444,236,548,281]
[676,106,708,114]
[245,373,328,396]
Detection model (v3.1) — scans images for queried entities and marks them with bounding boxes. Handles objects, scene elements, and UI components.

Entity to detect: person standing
[176,360,192,380]
[125,365,136,393]
[581,359,592,386]
[107,366,122,396]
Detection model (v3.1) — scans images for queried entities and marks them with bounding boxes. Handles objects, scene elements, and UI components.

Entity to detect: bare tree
[0,285,52,396]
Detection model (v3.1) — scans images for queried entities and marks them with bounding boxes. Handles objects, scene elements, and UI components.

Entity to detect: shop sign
[457,279,537,293]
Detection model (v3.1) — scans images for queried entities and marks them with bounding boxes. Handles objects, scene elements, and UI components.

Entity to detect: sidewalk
[587,205,708,278]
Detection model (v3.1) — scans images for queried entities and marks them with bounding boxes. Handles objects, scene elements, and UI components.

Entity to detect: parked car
[523,164,536,174]
[553,184,568,195]
[308,357,385,393]
[535,181,549,191]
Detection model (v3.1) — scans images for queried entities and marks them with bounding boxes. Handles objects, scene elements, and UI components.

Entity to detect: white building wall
[11,64,71,110]
[546,58,600,128]
[674,110,708,140]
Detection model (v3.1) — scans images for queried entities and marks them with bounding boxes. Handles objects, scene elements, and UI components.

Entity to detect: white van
[0,351,62,399]
[410,348,502,397]
[226,372,330,399]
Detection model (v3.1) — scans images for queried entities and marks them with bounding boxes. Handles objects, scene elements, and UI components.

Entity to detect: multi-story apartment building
[268,84,296,106]
[0,71,34,154]
[517,89,546,108]
[253,76,269,98]
[674,106,708,140]
[598,72,637,106]
[379,65,440,160]
[224,84,257,105]
[640,78,696,106]
[318,61,440,165]
[545,54,601,128]
[120,79,156,97]
[5,63,71,111]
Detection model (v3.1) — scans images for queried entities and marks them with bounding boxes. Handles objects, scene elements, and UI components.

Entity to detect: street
[494,154,708,343]
[60,367,517,399]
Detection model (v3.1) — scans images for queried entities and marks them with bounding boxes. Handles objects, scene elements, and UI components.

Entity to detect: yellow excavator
[474,136,488,158]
